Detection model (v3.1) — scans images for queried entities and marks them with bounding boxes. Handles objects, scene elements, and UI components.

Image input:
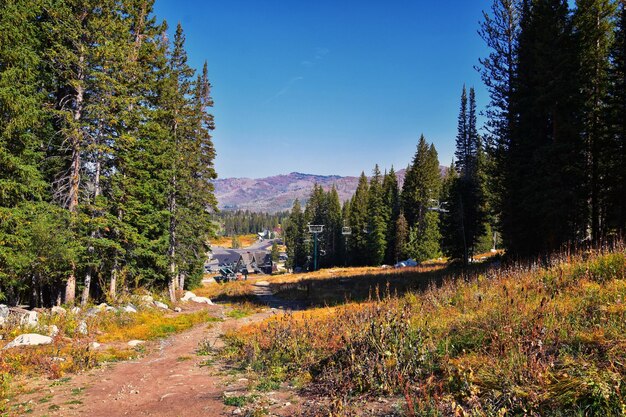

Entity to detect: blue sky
[154,0,492,178]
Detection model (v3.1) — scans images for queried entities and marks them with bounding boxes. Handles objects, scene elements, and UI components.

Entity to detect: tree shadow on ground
[211,260,500,310]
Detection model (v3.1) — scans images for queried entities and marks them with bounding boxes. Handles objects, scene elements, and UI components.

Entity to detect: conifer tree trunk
[65,50,85,305]
[81,148,101,306]
[168,172,178,302]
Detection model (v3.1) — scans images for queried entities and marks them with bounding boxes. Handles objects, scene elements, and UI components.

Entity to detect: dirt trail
[12,302,304,417]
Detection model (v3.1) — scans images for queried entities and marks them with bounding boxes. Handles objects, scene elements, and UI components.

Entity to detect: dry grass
[198,264,448,305]
[224,248,626,416]
[97,310,216,342]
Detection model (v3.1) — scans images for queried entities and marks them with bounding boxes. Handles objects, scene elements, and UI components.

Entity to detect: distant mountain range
[213,167,446,213]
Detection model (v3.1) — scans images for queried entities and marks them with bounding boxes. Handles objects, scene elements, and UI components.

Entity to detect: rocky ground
[3,282,408,417]
[3,284,311,417]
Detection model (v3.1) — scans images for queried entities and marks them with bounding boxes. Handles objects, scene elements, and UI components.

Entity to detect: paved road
[211,238,277,255]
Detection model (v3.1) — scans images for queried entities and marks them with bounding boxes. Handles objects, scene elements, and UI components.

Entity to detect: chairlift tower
[308,224,324,271]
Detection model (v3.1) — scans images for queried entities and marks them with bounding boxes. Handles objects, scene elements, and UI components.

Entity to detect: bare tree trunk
[168,116,179,302]
[110,259,118,302]
[65,49,85,305]
[81,147,102,306]
[168,184,177,302]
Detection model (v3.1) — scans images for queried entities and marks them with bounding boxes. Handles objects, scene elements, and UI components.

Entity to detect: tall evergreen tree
[394,212,409,263]
[366,165,387,266]
[505,0,586,255]
[402,137,442,262]
[0,0,53,304]
[478,0,521,231]
[284,199,308,270]
[606,1,626,235]
[444,88,487,263]
[348,172,370,266]
[382,167,400,264]
[574,0,617,242]
[326,186,343,267]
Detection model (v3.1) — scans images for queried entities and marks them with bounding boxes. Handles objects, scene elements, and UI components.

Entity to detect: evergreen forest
[0,0,217,306]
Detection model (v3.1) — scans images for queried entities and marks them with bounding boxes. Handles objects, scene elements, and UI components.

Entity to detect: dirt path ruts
[13,305,288,417]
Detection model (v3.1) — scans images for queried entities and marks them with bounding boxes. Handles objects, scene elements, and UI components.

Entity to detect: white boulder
[3,333,53,349]
[127,340,145,347]
[181,291,196,301]
[153,301,169,310]
[190,296,213,305]
[123,304,138,314]
[51,306,67,315]
[0,304,9,320]
[10,308,39,327]
[40,324,59,337]
[70,306,81,314]
[138,295,154,304]
[77,320,88,335]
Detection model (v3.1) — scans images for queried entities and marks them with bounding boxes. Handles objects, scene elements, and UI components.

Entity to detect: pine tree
[478,0,521,231]
[573,0,617,242]
[284,199,307,270]
[0,0,51,303]
[445,88,487,263]
[402,137,442,227]
[606,1,626,235]
[348,172,370,266]
[394,212,409,263]
[366,165,387,266]
[382,167,400,264]
[506,0,586,255]
[326,186,343,267]
[401,137,442,262]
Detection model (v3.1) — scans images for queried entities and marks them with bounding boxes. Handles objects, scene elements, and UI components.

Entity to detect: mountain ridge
[213,167,446,213]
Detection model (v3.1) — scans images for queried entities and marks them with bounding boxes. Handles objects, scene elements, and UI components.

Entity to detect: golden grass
[97,310,215,342]
[224,249,626,416]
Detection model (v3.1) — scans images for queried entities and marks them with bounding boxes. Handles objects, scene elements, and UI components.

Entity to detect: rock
[123,304,138,314]
[3,333,53,349]
[97,303,109,309]
[232,408,243,415]
[105,306,118,313]
[51,306,67,315]
[190,296,213,305]
[0,304,9,320]
[174,307,182,313]
[43,324,59,337]
[90,342,101,349]
[181,291,197,301]
[127,340,145,347]
[77,320,88,335]
[138,295,154,304]
[85,308,100,317]
[0,317,4,327]
[153,301,169,310]
[70,306,81,314]
[9,308,39,327]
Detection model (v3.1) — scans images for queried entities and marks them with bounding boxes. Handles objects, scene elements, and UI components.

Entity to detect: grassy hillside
[223,249,626,416]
